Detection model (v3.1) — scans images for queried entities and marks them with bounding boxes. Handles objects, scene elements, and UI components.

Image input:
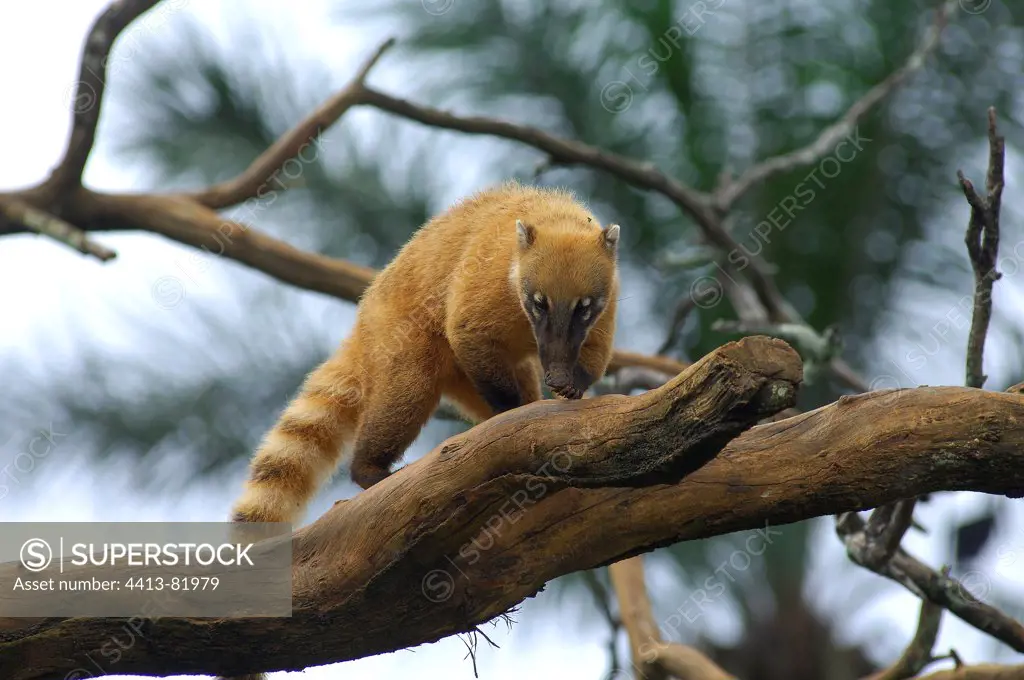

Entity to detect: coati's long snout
[533,299,587,393]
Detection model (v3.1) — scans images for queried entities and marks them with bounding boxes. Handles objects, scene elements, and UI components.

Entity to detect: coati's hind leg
[348,338,445,490]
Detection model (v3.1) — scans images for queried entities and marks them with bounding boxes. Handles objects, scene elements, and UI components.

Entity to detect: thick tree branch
[1,335,800,679]
[44,0,162,201]
[6,343,1024,678]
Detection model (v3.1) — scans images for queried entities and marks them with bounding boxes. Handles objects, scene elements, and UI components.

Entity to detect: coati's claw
[552,383,584,400]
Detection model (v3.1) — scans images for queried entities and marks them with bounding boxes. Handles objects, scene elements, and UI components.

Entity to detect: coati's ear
[516,219,535,250]
[603,224,620,253]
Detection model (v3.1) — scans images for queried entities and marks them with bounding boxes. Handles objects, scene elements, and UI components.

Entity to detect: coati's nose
[544,366,572,391]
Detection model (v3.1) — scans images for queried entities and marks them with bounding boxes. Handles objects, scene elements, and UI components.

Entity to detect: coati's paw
[551,383,584,400]
[350,463,392,490]
[544,368,574,397]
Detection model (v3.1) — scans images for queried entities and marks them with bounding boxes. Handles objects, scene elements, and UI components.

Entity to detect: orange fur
[230,180,619,526]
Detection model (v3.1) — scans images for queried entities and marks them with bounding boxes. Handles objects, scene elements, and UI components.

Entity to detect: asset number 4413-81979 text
[124,576,220,591]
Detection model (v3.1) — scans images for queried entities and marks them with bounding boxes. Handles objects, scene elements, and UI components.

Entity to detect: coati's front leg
[449,334,542,414]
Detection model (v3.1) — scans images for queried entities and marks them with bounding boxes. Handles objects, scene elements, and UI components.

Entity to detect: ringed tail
[230,345,363,525]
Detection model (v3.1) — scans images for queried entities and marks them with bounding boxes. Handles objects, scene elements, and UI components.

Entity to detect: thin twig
[608,556,735,680]
[190,37,397,210]
[960,107,1005,389]
[357,86,713,231]
[918,664,1024,679]
[582,569,622,674]
[880,500,918,561]
[46,0,162,201]
[712,0,956,213]
[864,600,943,680]
[657,295,699,356]
[0,196,115,261]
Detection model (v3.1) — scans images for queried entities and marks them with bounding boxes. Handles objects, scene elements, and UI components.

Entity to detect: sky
[1,1,1023,679]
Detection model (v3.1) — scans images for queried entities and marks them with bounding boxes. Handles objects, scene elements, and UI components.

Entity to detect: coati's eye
[575,296,599,323]
[532,292,548,311]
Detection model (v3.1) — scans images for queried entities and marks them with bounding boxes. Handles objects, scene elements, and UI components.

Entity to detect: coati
[230,181,620,526]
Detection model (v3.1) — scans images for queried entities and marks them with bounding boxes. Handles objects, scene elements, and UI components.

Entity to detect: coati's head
[513,217,619,395]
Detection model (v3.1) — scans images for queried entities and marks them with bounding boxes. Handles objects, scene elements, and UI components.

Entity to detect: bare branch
[837,511,1024,654]
[961,107,1005,389]
[657,295,699,356]
[842,189,1020,655]
[610,366,676,394]
[45,0,162,200]
[0,189,689,376]
[609,556,734,680]
[357,86,713,227]
[0,195,115,261]
[712,0,956,213]
[863,600,943,680]
[356,85,803,323]
[190,37,397,210]
[880,499,918,560]
[918,664,1024,679]
[85,191,379,301]
[606,349,690,377]
[581,569,623,673]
